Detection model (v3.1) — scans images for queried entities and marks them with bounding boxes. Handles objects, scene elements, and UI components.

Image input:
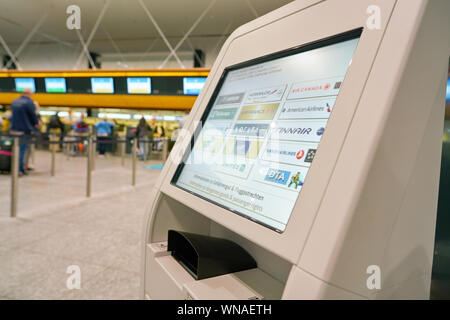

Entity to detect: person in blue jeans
[9,88,38,175]
[95,116,115,156]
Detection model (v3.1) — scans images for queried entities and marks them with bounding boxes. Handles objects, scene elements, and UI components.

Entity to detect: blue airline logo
[264,169,290,185]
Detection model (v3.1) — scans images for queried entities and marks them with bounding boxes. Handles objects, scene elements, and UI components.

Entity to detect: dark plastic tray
[168,230,257,280]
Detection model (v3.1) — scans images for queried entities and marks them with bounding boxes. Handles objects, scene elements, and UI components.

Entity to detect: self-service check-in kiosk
[141,0,450,299]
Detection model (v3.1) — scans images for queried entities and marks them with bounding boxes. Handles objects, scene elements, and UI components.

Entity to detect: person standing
[73,113,90,133]
[22,101,42,172]
[95,116,115,156]
[2,110,12,132]
[135,116,153,160]
[9,88,38,175]
[47,112,65,151]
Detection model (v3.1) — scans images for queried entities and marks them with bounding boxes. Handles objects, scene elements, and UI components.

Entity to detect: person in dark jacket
[47,112,65,133]
[10,88,38,175]
[47,112,66,150]
[135,116,153,160]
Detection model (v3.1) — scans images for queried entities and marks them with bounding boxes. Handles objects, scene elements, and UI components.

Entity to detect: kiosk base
[145,242,284,300]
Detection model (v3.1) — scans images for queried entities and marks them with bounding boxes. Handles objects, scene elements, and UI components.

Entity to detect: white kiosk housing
[141,0,450,299]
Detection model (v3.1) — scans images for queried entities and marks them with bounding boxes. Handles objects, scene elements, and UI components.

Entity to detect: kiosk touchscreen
[173,33,360,233]
[142,0,450,300]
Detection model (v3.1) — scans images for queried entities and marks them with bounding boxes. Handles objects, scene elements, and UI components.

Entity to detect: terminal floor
[0,151,448,299]
[0,151,162,299]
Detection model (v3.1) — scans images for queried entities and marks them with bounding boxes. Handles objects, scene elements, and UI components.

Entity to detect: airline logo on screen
[265,168,290,185]
[262,167,305,190]
[270,121,326,143]
[304,149,316,163]
[238,103,279,121]
[288,77,343,100]
[262,141,317,166]
[215,92,245,105]
[280,97,336,120]
[231,123,269,138]
[244,85,287,104]
[208,107,238,121]
[215,162,252,179]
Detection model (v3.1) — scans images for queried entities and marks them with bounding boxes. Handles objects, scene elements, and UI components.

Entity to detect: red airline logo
[296,150,305,160]
[291,82,331,94]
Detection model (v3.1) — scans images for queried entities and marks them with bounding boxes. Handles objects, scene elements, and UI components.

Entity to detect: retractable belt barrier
[1,132,170,218]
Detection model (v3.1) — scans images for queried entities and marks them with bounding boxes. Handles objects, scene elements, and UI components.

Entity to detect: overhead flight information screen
[45,78,66,93]
[15,78,36,93]
[172,30,361,232]
[127,77,151,94]
[183,77,206,95]
[91,77,114,94]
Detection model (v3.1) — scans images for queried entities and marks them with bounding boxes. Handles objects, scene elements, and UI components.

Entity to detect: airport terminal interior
[0,0,449,300]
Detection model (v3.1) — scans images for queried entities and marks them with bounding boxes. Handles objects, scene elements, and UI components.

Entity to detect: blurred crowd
[0,89,177,175]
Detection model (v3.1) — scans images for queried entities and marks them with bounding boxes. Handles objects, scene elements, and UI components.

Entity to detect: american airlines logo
[279,98,336,120]
[281,103,331,114]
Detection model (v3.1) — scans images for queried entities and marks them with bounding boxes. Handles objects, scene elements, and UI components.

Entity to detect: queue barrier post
[30,142,35,165]
[92,137,96,171]
[132,138,137,186]
[10,137,19,218]
[86,136,92,197]
[162,137,169,162]
[121,139,126,166]
[50,135,56,177]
